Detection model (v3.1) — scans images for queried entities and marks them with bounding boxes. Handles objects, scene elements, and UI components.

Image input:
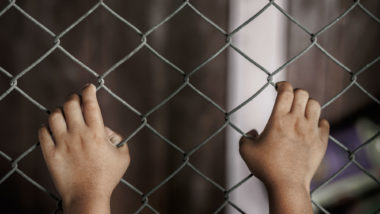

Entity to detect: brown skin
[38,84,130,214]
[39,82,329,213]
[239,81,330,214]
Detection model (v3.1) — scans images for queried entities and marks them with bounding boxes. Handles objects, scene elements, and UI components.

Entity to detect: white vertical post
[226,1,288,213]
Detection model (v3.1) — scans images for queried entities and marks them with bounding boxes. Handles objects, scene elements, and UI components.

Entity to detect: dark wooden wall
[0,0,229,213]
[286,0,380,124]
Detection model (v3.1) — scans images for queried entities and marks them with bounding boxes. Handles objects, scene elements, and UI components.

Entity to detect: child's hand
[239,81,329,213]
[38,84,130,213]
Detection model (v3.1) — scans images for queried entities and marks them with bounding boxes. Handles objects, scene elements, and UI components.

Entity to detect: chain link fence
[0,0,379,213]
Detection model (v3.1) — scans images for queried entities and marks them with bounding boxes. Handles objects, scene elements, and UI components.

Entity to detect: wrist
[267,181,310,196]
[265,182,313,214]
[264,177,311,194]
[63,193,111,214]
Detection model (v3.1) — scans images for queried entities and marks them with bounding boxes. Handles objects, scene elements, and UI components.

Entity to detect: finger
[38,124,55,157]
[318,119,330,143]
[272,81,294,116]
[305,98,321,125]
[63,94,85,130]
[290,89,309,116]
[81,84,104,128]
[48,108,67,138]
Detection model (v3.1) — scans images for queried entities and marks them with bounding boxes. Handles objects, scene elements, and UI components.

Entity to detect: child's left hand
[38,84,130,213]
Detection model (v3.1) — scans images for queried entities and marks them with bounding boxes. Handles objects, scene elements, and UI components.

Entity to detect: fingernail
[110,136,122,144]
[275,81,287,90]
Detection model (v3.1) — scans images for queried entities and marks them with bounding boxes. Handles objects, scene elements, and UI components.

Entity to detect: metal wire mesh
[0,0,379,213]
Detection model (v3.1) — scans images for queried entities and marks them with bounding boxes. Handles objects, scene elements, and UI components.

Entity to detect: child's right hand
[239,81,329,193]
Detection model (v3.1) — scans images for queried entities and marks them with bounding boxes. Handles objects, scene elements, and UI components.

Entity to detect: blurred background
[0,0,379,213]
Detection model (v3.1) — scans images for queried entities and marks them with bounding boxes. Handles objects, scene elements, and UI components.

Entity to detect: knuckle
[64,98,78,109]
[294,117,305,128]
[279,90,294,100]
[84,101,98,112]
[89,130,103,140]
[49,109,62,121]
[280,82,293,91]
[271,116,284,129]
[272,116,288,129]
[308,98,321,108]
[277,82,294,95]
[294,89,309,98]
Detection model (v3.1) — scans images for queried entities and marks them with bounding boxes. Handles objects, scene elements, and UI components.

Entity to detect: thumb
[105,126,122,146]
[239,129,259,147]
[239,129,259,160]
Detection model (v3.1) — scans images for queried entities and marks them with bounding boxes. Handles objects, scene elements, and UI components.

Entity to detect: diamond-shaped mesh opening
[147,6,226,72]
[233,6,296,71]
[287,46,352,104]
[124,127,183,192]
[104,48,183,114]
[17,50,99,109]
[149,86,226,151]
[61,6,142,72]
[0,7,52,74]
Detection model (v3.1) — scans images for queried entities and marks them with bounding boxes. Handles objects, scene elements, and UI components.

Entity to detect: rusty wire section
[0,0,379,213]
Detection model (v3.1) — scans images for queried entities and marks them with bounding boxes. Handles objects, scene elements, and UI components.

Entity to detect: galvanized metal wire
[1,0,379,213]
